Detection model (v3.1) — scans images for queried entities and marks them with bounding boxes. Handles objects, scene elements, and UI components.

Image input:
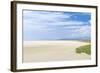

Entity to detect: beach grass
[76,45,91,55]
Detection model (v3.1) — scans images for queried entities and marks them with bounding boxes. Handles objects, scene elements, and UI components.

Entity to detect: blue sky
[23,10,91,41]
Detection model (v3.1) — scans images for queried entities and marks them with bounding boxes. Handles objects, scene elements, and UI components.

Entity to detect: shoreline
[23,40,90,47]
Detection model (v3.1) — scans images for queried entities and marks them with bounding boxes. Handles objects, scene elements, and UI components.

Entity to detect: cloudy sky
[23,10,91,41]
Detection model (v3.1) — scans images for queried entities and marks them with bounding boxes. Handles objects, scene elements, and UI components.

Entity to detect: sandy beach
[23,41,91,63]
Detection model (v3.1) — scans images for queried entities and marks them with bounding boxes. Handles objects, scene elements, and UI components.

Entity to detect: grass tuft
[76,45,91,55]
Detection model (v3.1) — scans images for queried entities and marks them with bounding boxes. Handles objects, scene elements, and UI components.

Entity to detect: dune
[23,41,91,63]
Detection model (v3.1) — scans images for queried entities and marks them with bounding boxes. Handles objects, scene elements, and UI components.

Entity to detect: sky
[23,10,91,41]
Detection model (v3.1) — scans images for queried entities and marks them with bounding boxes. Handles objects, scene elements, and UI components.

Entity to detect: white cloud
[64,25,91,39]
[23,10,72,24]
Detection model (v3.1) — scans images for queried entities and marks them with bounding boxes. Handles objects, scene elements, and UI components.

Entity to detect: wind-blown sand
[23,41,91,63]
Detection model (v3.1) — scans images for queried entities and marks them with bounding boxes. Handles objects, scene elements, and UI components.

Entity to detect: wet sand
[23,41,91,63]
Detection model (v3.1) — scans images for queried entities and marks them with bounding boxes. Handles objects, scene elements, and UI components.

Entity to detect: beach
[23,41,91,63]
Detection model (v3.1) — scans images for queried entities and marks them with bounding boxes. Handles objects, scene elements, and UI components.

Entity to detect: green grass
[76,45,91,55]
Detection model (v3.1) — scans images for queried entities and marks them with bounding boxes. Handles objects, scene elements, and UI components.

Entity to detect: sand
[23,41,91,63]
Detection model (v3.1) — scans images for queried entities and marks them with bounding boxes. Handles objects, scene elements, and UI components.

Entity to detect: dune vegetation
[76,44,91,55]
